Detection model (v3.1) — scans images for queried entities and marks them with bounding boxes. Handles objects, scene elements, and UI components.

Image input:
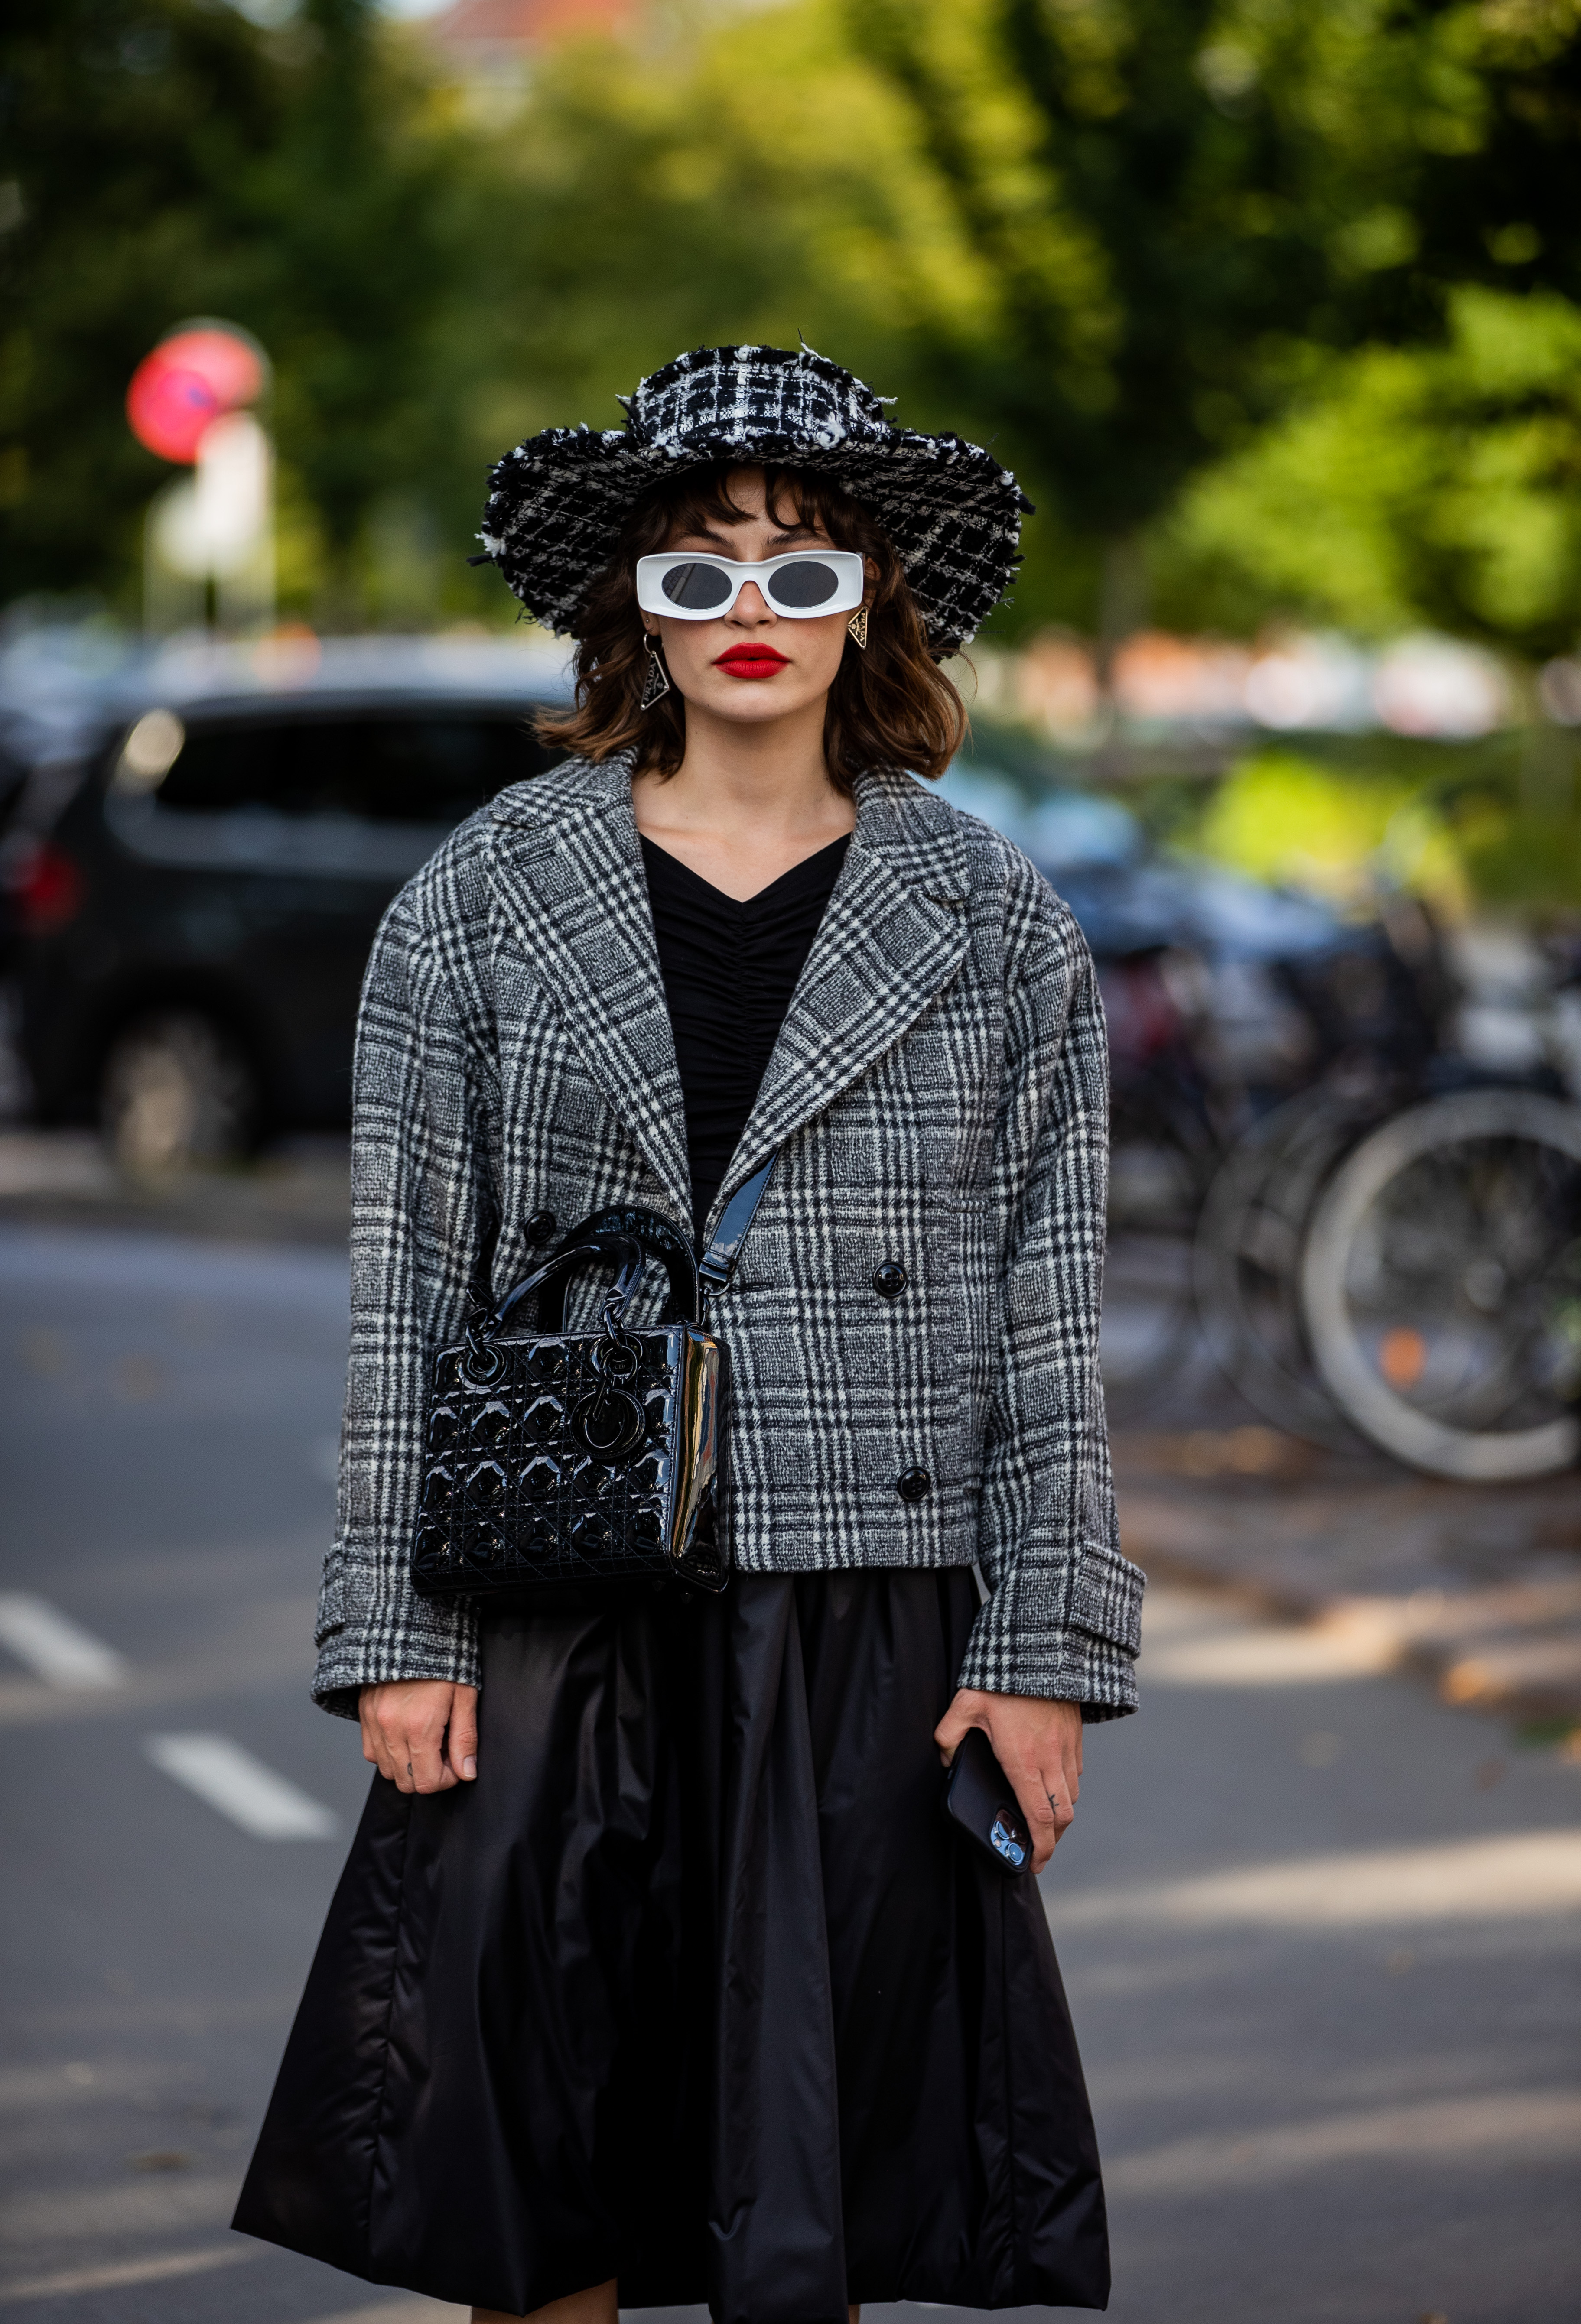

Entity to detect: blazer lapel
[713,769,972,1225]
[485,757,693,1218]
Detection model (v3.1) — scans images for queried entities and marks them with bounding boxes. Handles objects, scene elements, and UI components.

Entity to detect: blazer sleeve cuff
[956,1560,1143,1720]
[310,1610,482,1723]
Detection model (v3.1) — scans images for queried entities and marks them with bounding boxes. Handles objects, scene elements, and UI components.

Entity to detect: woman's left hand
[935,1689,1083,1873]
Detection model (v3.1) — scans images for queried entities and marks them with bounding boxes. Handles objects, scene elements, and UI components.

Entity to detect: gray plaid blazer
[311,753,1142,1720]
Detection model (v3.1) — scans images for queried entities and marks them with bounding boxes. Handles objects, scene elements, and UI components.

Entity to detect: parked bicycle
[1093,897,1458,1434]
[940,741,1580,1480]
[1096,885,1579,1482]
[1300,1084,1581,1479]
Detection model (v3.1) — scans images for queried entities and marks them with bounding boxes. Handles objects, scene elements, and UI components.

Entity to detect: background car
[2,635,569,1168]
[3,649,1456,1184]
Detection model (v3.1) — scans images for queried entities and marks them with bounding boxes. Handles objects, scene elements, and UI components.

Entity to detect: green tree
[1161,285,1581,656]
[849,0,1581,642]
[0,0,491,624]
[9,0,1579,644]
[1392,0,1581,318]
[0,0,284,607]
[228,0,481,616]
[849,0,1358,640]
[451,5,934,467]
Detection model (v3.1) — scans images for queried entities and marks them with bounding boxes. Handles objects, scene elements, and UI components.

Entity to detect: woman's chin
[681,676,828,725]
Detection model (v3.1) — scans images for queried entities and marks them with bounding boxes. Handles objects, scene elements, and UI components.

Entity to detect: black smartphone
[942,1727,1032,1876]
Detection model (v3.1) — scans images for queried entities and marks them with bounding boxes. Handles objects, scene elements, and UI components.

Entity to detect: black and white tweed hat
[479,342,1031,654]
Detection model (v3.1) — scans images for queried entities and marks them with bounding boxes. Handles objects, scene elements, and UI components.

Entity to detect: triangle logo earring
[640,637,672,708]
[847,605,869,650]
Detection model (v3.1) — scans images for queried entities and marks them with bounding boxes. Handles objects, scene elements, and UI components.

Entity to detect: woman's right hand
[359,1679,478,1794]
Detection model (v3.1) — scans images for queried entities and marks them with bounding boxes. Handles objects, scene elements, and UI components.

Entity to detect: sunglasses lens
[661,561,732,610]
[767,558,840,609]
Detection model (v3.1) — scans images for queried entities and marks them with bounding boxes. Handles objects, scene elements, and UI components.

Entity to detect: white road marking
[144,1733,338,1840]
[0,1595,128,1689]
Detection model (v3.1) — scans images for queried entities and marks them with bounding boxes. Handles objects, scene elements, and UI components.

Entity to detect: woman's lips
[715,644,790,679]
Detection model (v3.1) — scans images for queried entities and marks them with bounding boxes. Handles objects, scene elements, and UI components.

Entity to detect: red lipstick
[715,643,790,680]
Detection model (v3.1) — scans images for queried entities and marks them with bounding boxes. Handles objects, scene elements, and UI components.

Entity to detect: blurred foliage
[1194,747,1469,910]
[476,0,1581,641]
[0,0,499,624]
[1162,288,1581,656]
[2,0,1580,644]
[451,6,917,487]
[1,0,283,604]
[1438,727,1581,907]
[850,0,1363,632]
[1181,732,1581,912]
[816,0,1581,641]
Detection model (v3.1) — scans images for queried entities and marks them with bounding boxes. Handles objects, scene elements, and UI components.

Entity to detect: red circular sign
[127,326,266,464]
[126,359,221,463]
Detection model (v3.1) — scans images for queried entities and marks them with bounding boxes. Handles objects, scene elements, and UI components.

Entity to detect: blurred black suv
[3,638,566,1164]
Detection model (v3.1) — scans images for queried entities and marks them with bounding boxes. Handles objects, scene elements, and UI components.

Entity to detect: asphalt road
[2,1221,1578,2324]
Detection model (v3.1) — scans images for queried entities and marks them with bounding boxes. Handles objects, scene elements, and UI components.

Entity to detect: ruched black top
[641,832,850,1230]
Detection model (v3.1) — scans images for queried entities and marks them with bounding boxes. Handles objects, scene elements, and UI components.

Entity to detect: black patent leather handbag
[409,1162,775,1608]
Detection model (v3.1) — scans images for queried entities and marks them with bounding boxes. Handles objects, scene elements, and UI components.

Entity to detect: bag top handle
[482,1234,645,1340]
[478,1154,780,1343]
[549,1204,700,1326]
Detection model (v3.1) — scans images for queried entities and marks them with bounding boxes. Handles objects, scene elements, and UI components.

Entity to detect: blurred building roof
[428,0,634,41]
[426,0,635,93]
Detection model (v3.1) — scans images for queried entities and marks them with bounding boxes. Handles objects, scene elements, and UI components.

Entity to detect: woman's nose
[728,582,774,623]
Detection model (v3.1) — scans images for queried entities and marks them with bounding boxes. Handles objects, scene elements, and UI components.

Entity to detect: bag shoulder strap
[697,1153,777,1299]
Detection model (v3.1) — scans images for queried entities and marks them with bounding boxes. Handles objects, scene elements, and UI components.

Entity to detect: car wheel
[100,1009,261,1173]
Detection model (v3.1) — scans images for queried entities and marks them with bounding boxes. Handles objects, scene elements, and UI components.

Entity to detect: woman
[235,342,1142,2324]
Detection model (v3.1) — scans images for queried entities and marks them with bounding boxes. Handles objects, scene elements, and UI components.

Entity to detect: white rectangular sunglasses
[635,549,866,620]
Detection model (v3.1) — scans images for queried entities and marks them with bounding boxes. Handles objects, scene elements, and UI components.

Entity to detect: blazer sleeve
[310,883,494,1718]
[954,860,1143,1719]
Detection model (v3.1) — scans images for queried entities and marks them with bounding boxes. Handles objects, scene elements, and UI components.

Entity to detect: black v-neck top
[641,832,851,1232]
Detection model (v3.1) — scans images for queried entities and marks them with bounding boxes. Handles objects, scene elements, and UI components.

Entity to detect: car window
[154,714,550,822]
[107,708,560,877]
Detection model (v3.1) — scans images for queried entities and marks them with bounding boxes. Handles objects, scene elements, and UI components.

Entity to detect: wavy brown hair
[534,463,966,789]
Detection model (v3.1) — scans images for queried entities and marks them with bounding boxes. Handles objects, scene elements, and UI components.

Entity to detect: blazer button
[896,1466,932,1504]
[872,1260,908,1300]
[525,1210,557,1247]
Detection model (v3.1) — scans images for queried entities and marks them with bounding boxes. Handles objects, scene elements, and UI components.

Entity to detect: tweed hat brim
[479,344,1032,655]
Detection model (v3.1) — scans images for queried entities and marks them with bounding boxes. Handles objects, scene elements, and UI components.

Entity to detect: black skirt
[234,1572,1110,2320]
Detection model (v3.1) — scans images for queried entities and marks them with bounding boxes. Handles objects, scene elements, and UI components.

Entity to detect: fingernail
[463,1756,477,1780]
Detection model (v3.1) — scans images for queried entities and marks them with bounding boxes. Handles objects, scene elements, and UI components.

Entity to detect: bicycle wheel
[1193,1087,1380,1450]
[1101,1083,1216,1419]
[1301,1090,1581,1479]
